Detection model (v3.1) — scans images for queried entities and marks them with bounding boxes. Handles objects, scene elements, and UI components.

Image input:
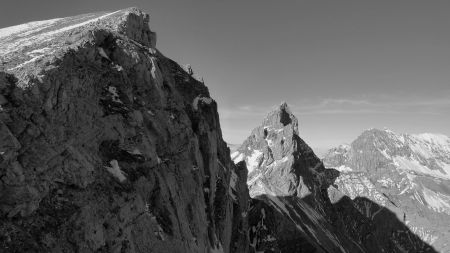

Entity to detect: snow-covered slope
[324,128,450,252]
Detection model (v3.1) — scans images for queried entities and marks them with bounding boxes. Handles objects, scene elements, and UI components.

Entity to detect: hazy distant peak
[361,127,394,135]
[356,128,450,150]
[326,128,450,178]
[324,128,450,251]
[412,133,450,146]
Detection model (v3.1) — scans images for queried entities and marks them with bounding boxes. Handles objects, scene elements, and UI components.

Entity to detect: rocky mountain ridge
[233,104,438,253]
[0,7,444,253]
[0,8,249,253]
[324,128,450,252]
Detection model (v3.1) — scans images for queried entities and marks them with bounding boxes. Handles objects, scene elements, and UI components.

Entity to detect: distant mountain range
[324,128,450,252]
[231,103,439,252]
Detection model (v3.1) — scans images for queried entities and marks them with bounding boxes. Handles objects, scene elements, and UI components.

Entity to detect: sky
[1,0,449,151]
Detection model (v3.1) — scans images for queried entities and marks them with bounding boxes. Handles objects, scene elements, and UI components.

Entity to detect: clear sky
[1,0,449,151]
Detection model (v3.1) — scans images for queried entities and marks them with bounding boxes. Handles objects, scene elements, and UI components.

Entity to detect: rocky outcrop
[324,129,450,252]
[233,104,437,253]
[0,8,248,253]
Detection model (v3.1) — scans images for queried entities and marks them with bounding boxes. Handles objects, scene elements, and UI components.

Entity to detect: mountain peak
[261,102,298,135]
[357,127,400,142]
[279,101,290,110]
[231,101,322,199]
[412,132,450,146]
[274,101,292,116]
[1,7,156,85]
[362,127,389,134]
[324,129,450,251]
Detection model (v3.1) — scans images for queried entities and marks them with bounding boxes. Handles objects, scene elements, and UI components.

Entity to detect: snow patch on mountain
[394,156,450,180]
[413,133,450,149]
[0,18,62,39]
[422,187,450,215]
[0,11,119,55]
[247,149,263,173]
[378,149,391,159]
[335,165,353,172]
[8,56,45,71]
[231,151,244,163]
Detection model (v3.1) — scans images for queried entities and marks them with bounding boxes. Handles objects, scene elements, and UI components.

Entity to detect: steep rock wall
[0,8,248,253]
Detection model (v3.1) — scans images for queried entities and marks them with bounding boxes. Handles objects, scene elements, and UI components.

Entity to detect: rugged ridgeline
[232,103,437,253]
[0,8,249,253]
[324,129,450,252]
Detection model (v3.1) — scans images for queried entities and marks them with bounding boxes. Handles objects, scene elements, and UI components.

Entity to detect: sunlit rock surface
[234,104,437,253]
[324,129,450,252]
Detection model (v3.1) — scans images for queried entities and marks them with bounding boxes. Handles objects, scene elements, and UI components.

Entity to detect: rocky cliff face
[233,104,437,253]
[324,129,450,252]
[0,8,248,253]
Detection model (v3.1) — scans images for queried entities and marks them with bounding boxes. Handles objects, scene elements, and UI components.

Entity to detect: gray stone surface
[0,8,248,253]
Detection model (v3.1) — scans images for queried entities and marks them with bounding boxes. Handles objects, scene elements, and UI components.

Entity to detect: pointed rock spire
[231,102,321,198]
[261,102,298,135]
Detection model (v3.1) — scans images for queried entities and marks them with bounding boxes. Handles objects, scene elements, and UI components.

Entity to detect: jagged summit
[358,127,396,137]
[231,102,306,181]
[232,103,360,252]
[1,7,156,86]
[231,102,319,196]
[261,102,298,132]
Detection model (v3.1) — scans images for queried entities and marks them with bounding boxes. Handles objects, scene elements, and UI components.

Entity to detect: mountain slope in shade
[324,128,450,252]
[0,8,249,253]
[232,104,436,253]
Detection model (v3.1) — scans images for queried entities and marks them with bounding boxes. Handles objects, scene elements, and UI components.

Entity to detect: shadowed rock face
[234,104,438,253]
[324,129,450,252]
[0,8,249,253]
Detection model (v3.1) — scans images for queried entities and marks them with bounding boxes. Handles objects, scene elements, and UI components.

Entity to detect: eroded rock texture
[0,8,248,253]
[233,103,437,253]
[324,129,450,252]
